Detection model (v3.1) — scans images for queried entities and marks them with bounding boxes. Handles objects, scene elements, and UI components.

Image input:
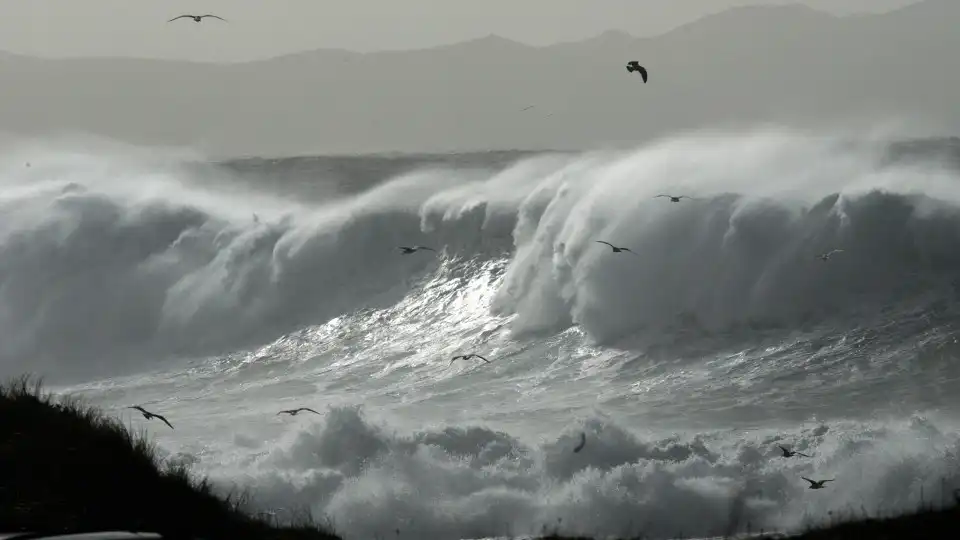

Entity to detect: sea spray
[10,129,960,539]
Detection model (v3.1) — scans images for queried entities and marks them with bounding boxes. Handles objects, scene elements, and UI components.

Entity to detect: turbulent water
[3,130,960,540]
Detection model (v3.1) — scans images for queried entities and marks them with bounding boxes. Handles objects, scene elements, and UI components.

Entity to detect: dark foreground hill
[0,377,340,540]
[776,501,960,540]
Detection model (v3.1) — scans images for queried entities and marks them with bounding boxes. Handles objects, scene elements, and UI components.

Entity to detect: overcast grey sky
[0,0,919,62]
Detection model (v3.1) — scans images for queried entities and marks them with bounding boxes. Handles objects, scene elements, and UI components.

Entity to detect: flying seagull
[127,406,174,429]
[802,477,835,489]
[626,61,648,83]
[595,240,636,254]
[521,106,535,112]
[573,432,587,453]
[277,407,321,416]
[168,14,227,23]
[778,445,811,458]
[451,353,491,364]
[655,194,694,203]
[818,249,844,261]
[398,246,436,254]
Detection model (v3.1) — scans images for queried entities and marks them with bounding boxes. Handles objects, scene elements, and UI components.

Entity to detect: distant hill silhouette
[0,0,957,157]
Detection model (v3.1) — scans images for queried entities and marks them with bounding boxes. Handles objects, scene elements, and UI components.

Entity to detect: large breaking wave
[4,129,960,539]
[1,130,958,379]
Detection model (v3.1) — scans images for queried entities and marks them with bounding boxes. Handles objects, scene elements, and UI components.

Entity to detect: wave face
[5,130,960,540]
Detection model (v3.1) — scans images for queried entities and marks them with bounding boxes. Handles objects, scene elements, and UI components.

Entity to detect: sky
[0,0,921,62]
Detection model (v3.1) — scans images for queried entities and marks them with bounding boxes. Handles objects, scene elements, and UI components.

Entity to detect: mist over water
[3,129,960,539]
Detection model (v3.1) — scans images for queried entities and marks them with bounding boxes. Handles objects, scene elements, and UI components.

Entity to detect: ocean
[2,129,960,540]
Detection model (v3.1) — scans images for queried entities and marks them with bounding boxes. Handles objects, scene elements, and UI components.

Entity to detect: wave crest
[2,131,959,380]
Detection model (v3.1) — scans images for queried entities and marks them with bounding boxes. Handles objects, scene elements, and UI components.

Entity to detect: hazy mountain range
[1,0,957,157]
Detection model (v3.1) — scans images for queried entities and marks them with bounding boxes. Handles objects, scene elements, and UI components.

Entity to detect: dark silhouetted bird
[128,406,174,429]
[169,14,227,23]
[573,432,587,453]
[779,445,811,458]
[277,408,321,416]
[655,194,694,203]
[451,353,491,364]
[626,61,648,82]
[802,477,834,489]
[398,246,436,254]
[595,241,636,254]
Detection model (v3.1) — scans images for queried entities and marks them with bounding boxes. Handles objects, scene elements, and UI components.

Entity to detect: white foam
[205,407,960,540]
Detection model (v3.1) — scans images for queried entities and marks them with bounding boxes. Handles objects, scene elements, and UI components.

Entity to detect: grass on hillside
[0,376,340,540]
[770,499,960,540]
